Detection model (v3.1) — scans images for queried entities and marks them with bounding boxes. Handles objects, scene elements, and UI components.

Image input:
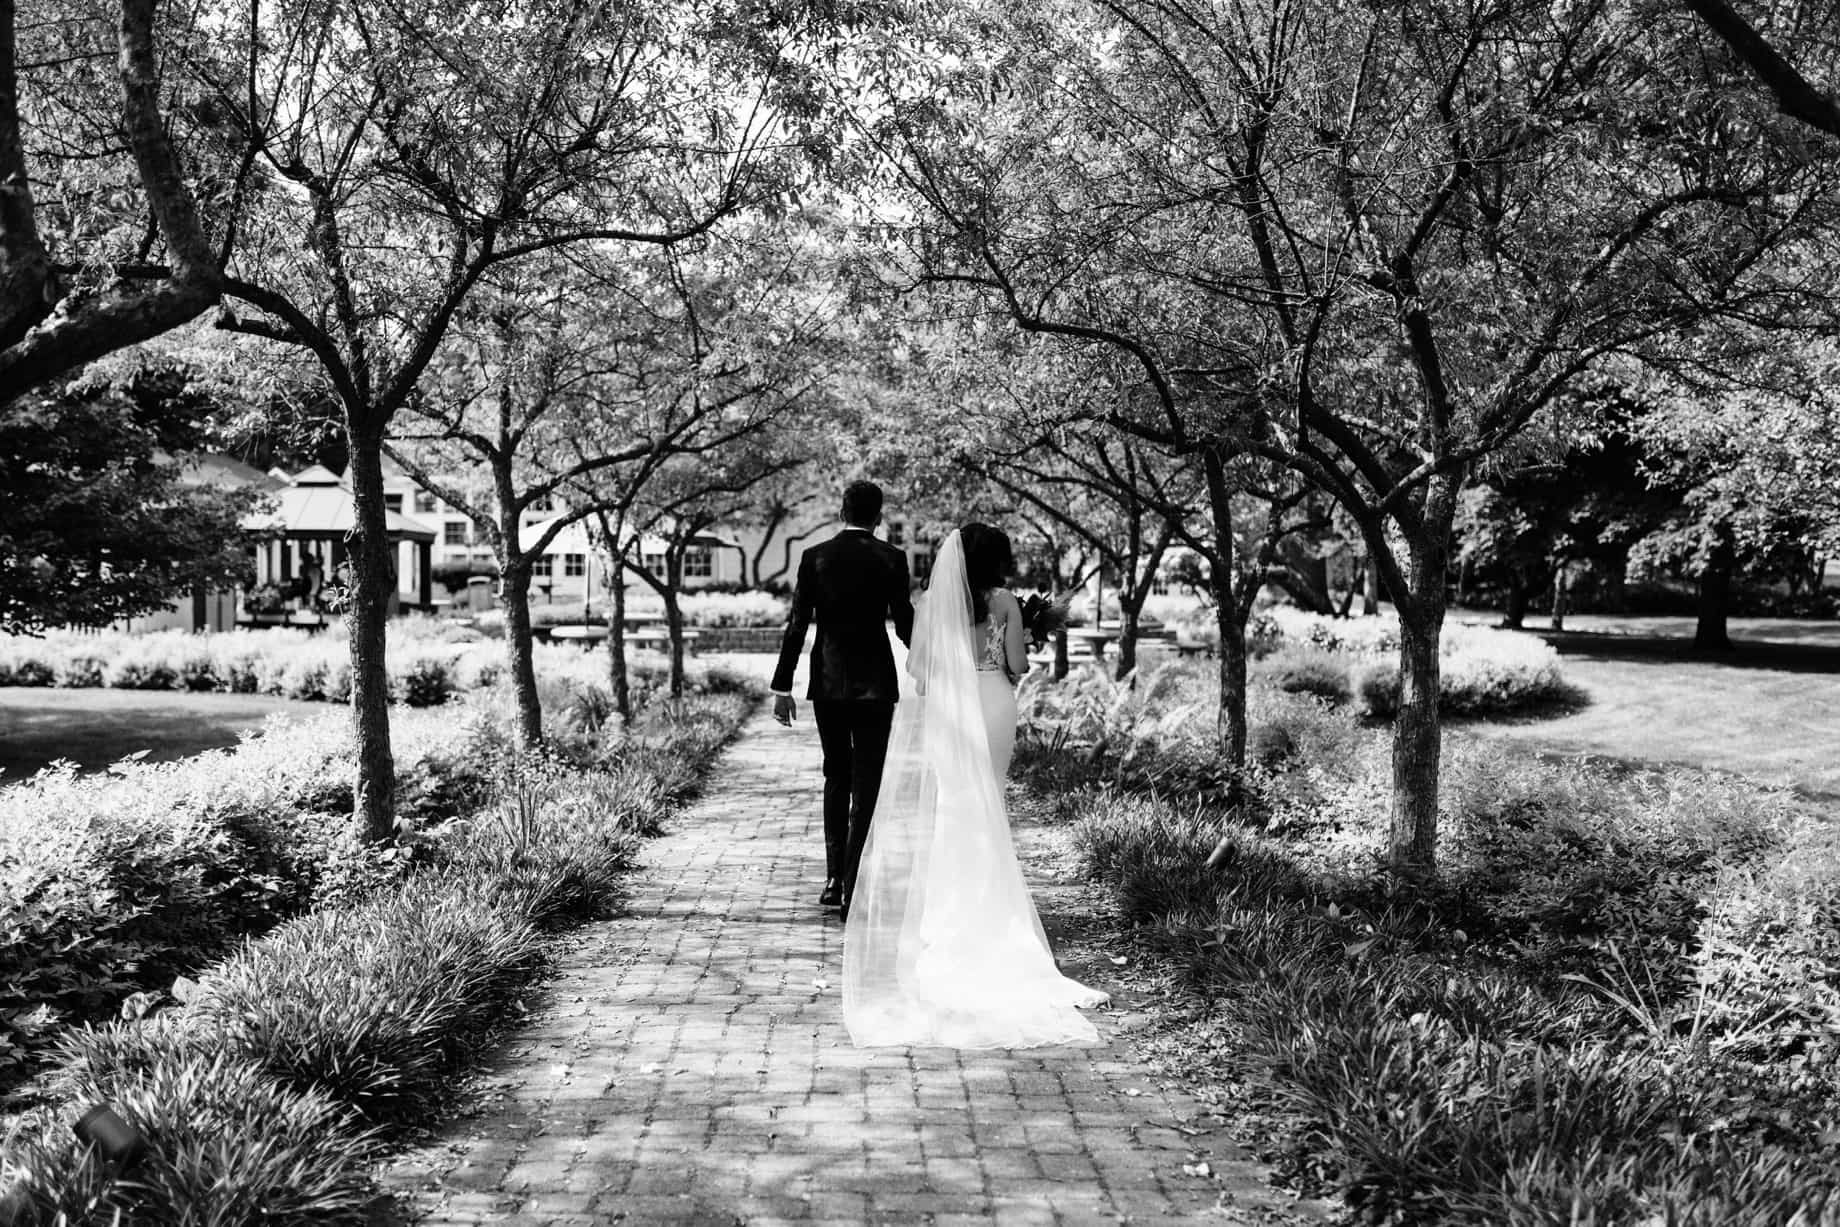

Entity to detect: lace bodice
[974,613,1007,673]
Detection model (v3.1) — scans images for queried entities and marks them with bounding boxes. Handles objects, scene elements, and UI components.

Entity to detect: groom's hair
[841,480,883,526]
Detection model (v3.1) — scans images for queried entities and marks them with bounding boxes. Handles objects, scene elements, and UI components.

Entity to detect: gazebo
[240,465,438,622]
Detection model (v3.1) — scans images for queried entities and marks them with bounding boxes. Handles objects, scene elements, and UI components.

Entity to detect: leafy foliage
[1022,663,1839,1222]
[0,671,758,1219]
[0,375,258,634]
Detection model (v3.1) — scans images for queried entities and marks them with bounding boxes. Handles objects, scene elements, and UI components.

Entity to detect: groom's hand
[773,694,796,726]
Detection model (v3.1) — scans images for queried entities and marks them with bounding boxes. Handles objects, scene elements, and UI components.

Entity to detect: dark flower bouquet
[1018,590,1075,650]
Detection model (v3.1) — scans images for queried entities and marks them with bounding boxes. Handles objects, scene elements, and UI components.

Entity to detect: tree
[0,0,233,401]
[1679,0,1840,140]
[967,424,1189,680]
[869,0,1838,875]
[188,0,843,841]
[1626,346,1840,645]
[0,368,257,632]
[595,438,809,699]
[392,222,840,740]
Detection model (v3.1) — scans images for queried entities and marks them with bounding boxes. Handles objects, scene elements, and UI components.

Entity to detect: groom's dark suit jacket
[772,529,915,700]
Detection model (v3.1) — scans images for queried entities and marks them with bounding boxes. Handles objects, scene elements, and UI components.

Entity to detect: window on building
[642,552,667,578]
[531,494,554,512]
[384,493,404,513]
[912,551,933,581]
[443,522,467,547]
[414,491,437,514]
[533,556,553,578]
[684,547,712,578]
[888,521,905,546]
[563,553,586,577]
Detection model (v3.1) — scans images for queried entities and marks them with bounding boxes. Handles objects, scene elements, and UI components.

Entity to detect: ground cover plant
[1014,662,1840,1224]
[0,622,625,709]
[472,589,792,634]
[1243,609,1585,718]
[0,662,757,1224]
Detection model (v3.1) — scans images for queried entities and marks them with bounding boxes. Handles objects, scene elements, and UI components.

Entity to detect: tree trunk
[500,561,542,746]
[1387,543,1449,878]
[607,556,632,725]
[1114,603,1139,681]
[1337,563,1360,617]
[664,549,687,698]
[1502,576,1528,629]
[344,432,396,844]
[1695,524,1735,650]
[1604,553,1628,612]
[1201,451,1245,771]
[1363,556,1381,616]
[1549,562,1568,632]
[1217,594,1248,772]
[1275,538,1334,613]
[1052,628,1070,680]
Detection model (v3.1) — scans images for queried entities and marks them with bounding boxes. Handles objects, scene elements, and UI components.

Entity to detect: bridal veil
[842,529,1108,1048]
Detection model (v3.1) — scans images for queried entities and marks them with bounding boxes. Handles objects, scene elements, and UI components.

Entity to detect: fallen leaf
[812,978,831,991]
[1182,1161,1213,1178]
[1109,955,1129,966]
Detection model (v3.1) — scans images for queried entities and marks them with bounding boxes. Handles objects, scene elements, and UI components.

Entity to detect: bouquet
[1018,590,1075,650]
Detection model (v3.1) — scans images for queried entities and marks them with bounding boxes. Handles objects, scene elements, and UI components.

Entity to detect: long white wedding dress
[843,530,1109,1048]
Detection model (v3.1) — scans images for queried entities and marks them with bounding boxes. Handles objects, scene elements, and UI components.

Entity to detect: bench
[549,624,609,645]
[1067,628,1118,660]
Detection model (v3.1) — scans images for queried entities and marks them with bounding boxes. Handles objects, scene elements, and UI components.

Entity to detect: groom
[772,480,915,920]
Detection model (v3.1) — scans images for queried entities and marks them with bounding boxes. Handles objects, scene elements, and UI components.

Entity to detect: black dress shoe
[819,879,842,908]
[838,900,849,923]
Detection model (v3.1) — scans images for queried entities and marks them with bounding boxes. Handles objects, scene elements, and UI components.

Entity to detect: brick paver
[386,709,1328,1225]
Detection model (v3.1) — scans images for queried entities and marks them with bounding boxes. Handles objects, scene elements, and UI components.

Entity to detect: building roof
[241,467,438,542]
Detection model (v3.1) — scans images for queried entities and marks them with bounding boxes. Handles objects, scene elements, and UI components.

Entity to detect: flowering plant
[1018,590,1075,649]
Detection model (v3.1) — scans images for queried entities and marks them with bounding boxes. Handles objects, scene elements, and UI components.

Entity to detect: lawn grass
[1458,616,1840,799]
[0,688,315,780]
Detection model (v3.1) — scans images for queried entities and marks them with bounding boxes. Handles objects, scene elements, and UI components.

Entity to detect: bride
[843,524,1109,1048]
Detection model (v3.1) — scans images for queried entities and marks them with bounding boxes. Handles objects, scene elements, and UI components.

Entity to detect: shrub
[2,1023,381,1226]
[51,650,107,688]
[102,641,179,690]
[0,765,288,1061]
[392,653,457,707]
[444,768,641,929]
[0,709,487,1088]
[1266,607,1401,656]
[0,640,55,687]
[1253,646,1349,703]
[1352,626,1581,719]
[192,884,544,1119]
[175,645,218,691]
[1020,653,1838,1224]
[0,665,761,1221]
[1073,792,1232,924]
[678,590,789,628]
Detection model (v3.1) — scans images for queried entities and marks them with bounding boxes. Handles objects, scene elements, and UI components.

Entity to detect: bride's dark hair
[958,523,1015,623]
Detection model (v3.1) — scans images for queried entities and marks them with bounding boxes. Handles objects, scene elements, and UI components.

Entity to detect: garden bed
[0,663,759,1223]
[1013,662,1840,1223]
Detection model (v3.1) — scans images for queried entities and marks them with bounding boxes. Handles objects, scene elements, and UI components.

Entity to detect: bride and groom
[772,481,1108,1049]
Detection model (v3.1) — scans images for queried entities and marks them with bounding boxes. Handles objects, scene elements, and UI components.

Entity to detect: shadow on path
[383,711,1333,1225]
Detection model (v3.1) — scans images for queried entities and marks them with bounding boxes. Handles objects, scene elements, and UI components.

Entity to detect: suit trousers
[811,699,896,900]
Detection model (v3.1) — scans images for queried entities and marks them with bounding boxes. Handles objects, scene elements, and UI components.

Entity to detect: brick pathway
[385,710,1327,1226]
